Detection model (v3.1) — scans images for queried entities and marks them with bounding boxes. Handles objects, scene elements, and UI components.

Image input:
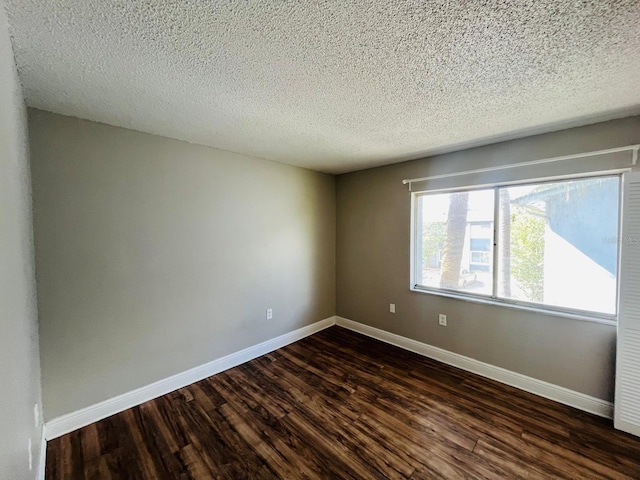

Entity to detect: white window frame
[409,173,623,325]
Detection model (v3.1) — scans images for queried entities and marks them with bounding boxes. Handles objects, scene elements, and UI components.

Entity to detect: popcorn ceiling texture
[5,0,640,173]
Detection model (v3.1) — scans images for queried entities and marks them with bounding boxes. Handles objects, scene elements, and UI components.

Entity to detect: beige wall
[29,110,336,420]
[336,116,640,401]
[0,3,43,479]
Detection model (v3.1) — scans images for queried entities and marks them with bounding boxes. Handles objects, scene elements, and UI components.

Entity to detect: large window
[413,175,620,318]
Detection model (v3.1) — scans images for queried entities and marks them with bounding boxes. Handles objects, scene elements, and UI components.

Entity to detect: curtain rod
[401,145,639,190]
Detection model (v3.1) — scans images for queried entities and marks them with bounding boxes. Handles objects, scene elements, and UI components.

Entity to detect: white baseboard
[45,314,613,440]
[37,428,46,480]
[45,317,336,440]
[336,316,613,419]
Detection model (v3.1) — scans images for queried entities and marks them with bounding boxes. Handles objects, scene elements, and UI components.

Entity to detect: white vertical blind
[615,172,640,437]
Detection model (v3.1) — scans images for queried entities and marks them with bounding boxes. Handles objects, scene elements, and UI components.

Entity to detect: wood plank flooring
[46,326,640,479]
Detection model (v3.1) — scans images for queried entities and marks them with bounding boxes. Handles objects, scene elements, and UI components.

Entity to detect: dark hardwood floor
[46,326,640,479]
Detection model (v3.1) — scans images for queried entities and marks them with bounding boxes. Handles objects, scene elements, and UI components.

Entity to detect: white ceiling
[5,1,640,174]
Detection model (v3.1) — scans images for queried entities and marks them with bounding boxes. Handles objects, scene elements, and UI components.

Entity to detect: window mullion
[492,187,500,298]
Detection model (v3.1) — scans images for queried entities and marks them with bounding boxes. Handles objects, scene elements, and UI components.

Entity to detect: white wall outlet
[34,403,40,428]
[28,438,33,471]
[438,314,447,326]
[266,308,273,320]
[390,303,396,313]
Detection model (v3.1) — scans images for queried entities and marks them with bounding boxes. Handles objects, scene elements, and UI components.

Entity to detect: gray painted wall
[336,116,640,401]
[29,110,336,420]
[0,3,43,479]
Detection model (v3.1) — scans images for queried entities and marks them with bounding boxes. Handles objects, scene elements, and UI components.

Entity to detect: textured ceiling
[5,1,640,173]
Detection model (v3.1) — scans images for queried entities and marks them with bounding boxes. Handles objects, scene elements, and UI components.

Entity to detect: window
[470,251,490,265]
[413,175,620,318]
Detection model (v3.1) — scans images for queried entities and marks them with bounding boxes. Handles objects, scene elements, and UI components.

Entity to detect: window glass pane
[471,251,491,264]
[417,189,494,295]
[497,177,619,314]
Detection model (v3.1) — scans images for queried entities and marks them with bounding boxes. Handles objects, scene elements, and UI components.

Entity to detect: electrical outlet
[28,438,33,471]
[266,308,273,320]
[390,303,396,313]
[438,314,447,326]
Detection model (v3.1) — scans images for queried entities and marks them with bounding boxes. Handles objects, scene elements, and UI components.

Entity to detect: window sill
[410,286,617,326]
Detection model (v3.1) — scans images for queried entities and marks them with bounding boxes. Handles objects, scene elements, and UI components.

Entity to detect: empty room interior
[3,1,640,479]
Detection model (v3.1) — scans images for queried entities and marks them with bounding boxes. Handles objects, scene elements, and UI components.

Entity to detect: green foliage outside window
[510,208,545,302]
